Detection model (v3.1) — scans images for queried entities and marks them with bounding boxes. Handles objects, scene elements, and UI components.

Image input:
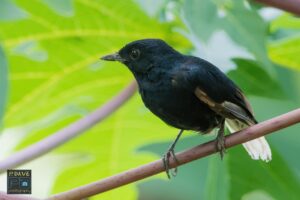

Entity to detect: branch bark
[48,108,300,200]
[0,81,137,173]
[254,0,300,15]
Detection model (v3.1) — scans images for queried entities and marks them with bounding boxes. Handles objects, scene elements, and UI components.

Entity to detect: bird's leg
[216,119,226,159]
[162,129,184,179]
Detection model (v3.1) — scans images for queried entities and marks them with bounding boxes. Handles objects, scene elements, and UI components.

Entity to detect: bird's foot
[162,147,179,179]
[215,133,226,159]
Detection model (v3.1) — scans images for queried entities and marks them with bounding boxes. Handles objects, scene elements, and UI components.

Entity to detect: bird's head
[101,39,180,74]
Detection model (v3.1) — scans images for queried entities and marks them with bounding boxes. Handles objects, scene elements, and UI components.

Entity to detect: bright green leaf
[268,14,300,71]
[271,14,300,32]
[269,37,300,71]
[0,0,188,199]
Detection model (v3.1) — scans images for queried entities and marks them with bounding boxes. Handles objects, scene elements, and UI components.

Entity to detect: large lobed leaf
[0,0,188,199]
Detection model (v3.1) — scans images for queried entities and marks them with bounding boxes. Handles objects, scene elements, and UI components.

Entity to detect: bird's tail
[225,119,272,162]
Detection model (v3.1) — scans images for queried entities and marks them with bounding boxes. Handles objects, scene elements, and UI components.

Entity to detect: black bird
[101,39,271,178]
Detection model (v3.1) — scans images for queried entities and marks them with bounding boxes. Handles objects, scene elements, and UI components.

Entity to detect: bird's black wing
[181,57,256,125]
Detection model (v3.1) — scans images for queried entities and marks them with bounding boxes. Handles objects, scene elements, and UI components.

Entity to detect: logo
[7,169,31,194]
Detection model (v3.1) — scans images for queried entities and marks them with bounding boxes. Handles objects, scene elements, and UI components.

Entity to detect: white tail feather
[225,119,272,162]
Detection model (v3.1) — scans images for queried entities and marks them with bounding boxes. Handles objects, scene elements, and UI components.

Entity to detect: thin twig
[48,108,300,200]
[0,81,137,173]
[254,0,300,15]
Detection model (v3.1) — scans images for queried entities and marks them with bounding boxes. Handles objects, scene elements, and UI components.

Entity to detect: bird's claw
[215,135,226,159]
[162,148,179,179]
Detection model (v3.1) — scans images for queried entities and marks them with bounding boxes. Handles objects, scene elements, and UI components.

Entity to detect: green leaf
[0,0,185,127]
[227,59,285,99]
[269,37,300,71]
[268,14,300,71]
[0,0,188,198]
[1,1,299,199]
[0,46,8,126]
[228,146,300,200]
[271,14,300,32]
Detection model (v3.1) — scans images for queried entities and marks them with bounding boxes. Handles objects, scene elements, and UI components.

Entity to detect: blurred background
[0,0,300,199]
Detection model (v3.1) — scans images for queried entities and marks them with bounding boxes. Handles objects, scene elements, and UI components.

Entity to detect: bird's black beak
[101,52,125,62]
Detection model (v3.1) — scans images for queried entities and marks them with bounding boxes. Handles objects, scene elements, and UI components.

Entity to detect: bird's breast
[138,76,220,132]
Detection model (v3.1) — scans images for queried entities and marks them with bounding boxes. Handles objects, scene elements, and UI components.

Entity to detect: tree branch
[254,0,300,15]
[0,81,137,173]
[48,108,300,200]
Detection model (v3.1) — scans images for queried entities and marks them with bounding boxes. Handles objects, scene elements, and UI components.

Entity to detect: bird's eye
[130,49,140,60]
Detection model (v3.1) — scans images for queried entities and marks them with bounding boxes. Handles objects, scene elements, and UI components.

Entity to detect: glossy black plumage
[102,39,255,133]
[102,39,272,177]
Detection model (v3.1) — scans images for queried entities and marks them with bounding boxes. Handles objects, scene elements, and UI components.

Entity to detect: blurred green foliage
[0,46,8,125]
[0,0,300,200]
[183,0,271,70]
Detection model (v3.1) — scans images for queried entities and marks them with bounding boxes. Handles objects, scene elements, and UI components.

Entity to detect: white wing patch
[226,119,272,162]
